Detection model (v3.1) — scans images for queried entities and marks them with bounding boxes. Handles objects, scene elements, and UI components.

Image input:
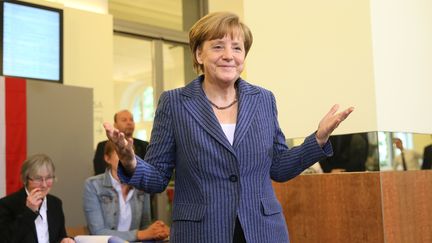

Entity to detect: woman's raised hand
[103,122,137,174]
[315,104,354,147]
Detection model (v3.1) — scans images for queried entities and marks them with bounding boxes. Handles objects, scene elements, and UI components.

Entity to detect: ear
[196,48,203,64]
[104,154,110,164]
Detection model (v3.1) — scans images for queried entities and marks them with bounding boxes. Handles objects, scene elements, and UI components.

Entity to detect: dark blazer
[422,144,432,169]
[319,133,369,172]
[118,76,332,243]
[93,138,149,175]
[0,188,68,243]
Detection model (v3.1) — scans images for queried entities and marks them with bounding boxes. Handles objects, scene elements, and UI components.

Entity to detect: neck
[202,80,237,102]
[110,169,120,182]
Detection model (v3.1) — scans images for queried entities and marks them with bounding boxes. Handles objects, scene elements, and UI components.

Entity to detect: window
[110,0,204,140]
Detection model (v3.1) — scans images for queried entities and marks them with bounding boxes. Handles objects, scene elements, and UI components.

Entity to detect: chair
[66,225,89,238]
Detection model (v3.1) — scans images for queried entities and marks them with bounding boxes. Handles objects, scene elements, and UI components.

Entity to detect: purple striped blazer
[119,75,332,243]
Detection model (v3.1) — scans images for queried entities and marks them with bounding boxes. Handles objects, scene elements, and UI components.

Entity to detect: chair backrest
[66,225,89,237]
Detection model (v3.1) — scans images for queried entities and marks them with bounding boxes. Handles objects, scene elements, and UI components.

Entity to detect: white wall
[243,0,376,138]
[208,0,244,19]
[62,7,114,144]
[371,0,432,133]
[243,0,432,138]
[22,0,114,145]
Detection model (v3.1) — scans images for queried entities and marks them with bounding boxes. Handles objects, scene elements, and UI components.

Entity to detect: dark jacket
[319,133,369,172]
[0,188,68,243]
[422,145,432,169]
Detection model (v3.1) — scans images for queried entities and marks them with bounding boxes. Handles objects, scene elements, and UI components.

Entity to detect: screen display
[1,1,62,82]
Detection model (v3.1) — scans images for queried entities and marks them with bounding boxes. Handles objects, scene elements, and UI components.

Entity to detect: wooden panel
[381,171,432,243]
[66,225,89,237]
[273,173,384,243]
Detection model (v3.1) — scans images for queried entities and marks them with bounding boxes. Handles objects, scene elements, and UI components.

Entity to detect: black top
[319,133,369,173]
[93,138,149,175]
[422,145,432,170]
[0,188,68,243]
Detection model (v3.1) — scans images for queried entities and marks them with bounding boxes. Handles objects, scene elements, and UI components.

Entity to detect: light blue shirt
[109,171,134,231]
[83,170,152,241]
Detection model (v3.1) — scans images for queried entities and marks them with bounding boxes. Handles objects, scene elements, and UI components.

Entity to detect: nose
[222,48,233,60]
[39,179,48,186]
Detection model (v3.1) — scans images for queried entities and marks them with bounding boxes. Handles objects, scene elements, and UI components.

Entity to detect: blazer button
[229,175,238,182]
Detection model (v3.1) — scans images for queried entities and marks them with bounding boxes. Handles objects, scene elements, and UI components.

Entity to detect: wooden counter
[273,171,432,243]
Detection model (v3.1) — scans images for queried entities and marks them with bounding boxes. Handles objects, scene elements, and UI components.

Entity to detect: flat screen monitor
[0,0,63,83]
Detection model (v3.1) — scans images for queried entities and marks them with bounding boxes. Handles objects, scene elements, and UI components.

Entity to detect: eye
[212,45,223,50]
[31,177,43,183]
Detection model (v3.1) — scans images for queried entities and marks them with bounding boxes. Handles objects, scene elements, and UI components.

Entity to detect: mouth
[218,66,236,71]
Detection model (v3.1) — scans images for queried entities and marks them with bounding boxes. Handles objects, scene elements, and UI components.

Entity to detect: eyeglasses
[28,176,56,185]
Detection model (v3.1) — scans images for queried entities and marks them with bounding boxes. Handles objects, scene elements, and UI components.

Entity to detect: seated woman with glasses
[83,141,169,242]
[0,154,74,243]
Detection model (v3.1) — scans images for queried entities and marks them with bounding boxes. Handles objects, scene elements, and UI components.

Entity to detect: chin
[218,75,240,83]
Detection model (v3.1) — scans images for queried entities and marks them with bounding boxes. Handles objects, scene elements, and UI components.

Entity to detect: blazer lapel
[18,188,39,242]
[181,76,236,155]
[233,79,260,148]
[46,197,56,242]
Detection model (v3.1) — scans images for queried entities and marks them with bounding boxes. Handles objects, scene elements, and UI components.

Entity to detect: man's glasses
[28,176,56,185]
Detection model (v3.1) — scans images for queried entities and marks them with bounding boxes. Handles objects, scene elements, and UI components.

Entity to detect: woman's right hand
[103,122,137,174]
[26,188,43,212]
[137,220,170,240]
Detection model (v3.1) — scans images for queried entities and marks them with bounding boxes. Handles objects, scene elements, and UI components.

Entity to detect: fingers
[103,123,128,148]
[339,106,354,121]
[324,104,340,119]
[151,221,170,239]
[154,220,165,226]
[30,188,44,201]
[103,122,113,131]
[325,105,354,120]
[103,122,119,140]
[332,107,354,128]
[26,188,44,211]
[317,105,354,146]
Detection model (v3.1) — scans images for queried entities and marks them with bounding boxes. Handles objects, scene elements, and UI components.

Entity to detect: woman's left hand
[60,237,75,243]
[316,104,354,146]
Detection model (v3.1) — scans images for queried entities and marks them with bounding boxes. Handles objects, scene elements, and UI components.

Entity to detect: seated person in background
[0,154,74,243]
[392,138,421,171]
[421,142,432,170]
[319,133,369,173]
[83,141,169,242]
[93,109,149,175]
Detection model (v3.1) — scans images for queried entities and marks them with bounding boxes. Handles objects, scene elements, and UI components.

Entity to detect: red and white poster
[0,76,27,197]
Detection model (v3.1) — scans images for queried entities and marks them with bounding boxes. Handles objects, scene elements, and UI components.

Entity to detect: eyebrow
[210,39,242,45]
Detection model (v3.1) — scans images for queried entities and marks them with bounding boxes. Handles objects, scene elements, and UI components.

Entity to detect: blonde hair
[20,154,55,186]
[189,12,253,73]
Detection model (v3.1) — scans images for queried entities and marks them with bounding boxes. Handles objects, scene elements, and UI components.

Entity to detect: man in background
[392,138,421,171]
[421,140,432,169]
[93,109,148,175]
[319,133,369,173]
